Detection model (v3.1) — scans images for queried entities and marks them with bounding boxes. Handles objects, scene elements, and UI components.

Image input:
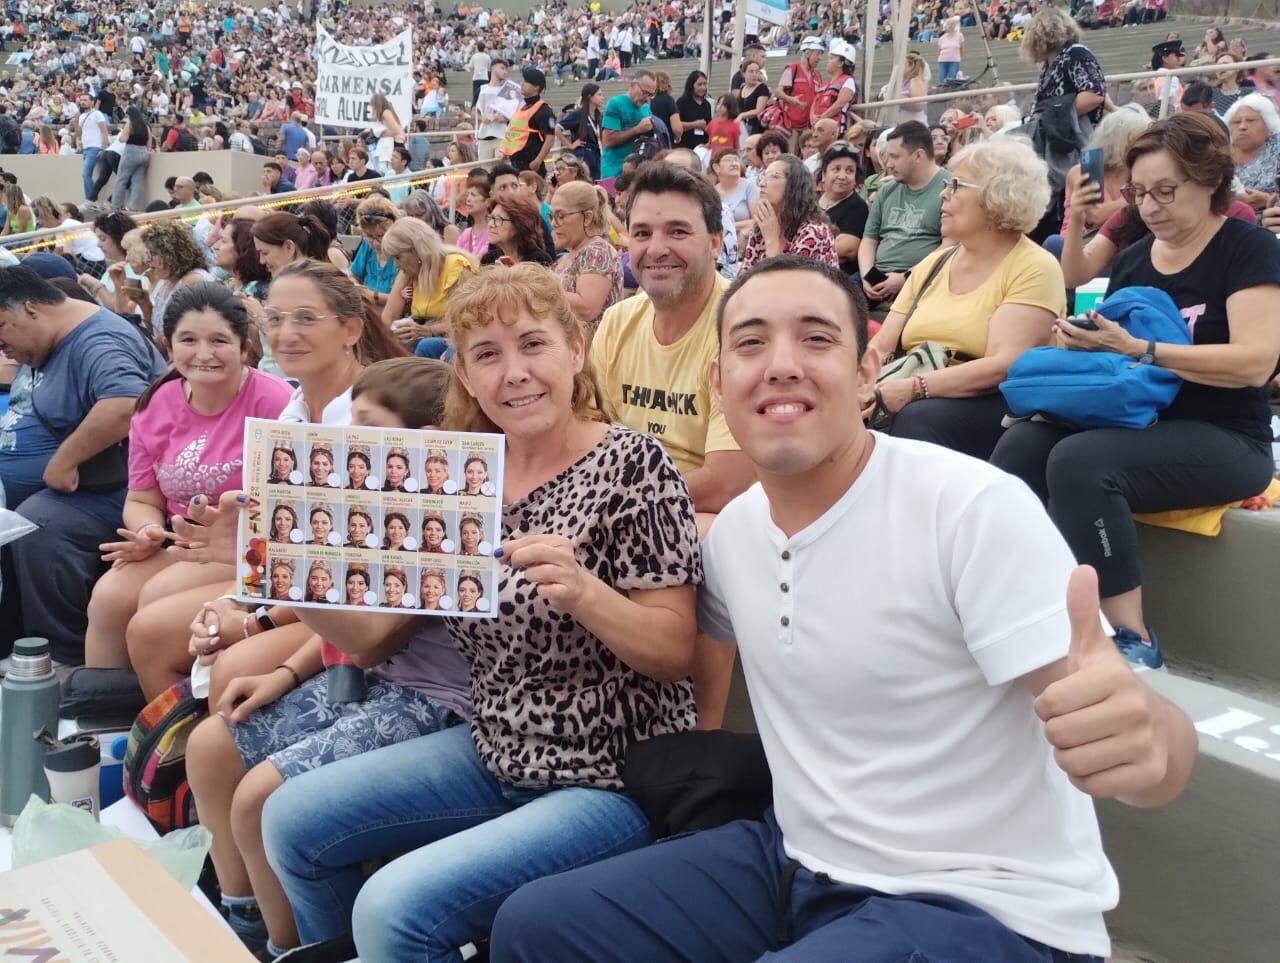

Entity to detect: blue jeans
[938,60,960,83]
[414,336,452,360]
[81,147,101,199]
[261,724,651,962]
[493,812,1101,962]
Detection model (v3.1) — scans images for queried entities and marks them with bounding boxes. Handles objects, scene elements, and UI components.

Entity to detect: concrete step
[1099,668,1280,963]
[443,17,1280,108]
[1138,508,1280,691]
[722,651,1280,962]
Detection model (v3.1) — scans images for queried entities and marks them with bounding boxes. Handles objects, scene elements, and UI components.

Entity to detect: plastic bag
[0,506,37,548]
[11,795,212,891]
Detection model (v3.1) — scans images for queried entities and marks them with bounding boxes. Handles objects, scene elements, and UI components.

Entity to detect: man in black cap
[500,67,556,173]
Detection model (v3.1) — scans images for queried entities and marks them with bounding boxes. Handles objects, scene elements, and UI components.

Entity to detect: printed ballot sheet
[236,418,504,617]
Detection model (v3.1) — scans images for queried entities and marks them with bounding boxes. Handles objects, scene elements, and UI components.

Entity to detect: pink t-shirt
[129,367,293,516]
[938,33,964,63]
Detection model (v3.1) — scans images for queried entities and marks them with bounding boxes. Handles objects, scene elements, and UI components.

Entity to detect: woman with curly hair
[136,219,215,337]
[480,192,553,267]
[742,154,837,270]
[862,136,1066,461]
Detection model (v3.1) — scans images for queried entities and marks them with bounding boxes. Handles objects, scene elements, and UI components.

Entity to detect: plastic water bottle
[0,638,62,825]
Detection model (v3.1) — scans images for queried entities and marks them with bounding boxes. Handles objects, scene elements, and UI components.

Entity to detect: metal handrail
[856,55,1280,115]
[0,158,492,255]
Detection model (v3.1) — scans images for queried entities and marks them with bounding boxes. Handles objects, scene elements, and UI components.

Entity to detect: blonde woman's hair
[356,193,401,224]
[121,228,149,273]
[380,218,476,305]
[944,16,960,34]
[1021,7,1081,64]
[443,263,612,433]
[904,51,925,79]
[553,181,609,236]
[950,137,1051,234]
[32,196,61,225]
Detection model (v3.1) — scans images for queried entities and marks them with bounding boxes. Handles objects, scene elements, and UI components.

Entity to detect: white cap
[829,39,858,65]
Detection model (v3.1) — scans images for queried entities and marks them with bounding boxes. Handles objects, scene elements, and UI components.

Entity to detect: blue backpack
[999,286,1192,430]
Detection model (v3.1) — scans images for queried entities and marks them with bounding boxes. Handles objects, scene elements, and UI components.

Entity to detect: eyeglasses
[549,208,588,226]
[1120,180,1188,206]
[941,176,983,195]
[485,215,510,227]
[261,308,338,329]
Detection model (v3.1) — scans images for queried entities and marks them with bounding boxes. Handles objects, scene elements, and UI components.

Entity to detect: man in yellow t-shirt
[592,163,755,730]
[591,163,754,517]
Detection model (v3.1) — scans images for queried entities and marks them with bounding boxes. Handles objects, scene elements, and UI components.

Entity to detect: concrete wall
[0,150,274,209]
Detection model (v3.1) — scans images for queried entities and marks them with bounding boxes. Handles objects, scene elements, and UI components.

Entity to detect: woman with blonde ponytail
[549,181,623,332]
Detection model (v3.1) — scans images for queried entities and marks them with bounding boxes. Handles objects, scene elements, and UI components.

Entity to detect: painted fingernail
[193,495,204,505]
[236,493,247,503]
[493,547,504,559]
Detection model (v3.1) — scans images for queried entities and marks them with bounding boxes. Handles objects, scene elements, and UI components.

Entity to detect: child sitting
[185,357,471,959]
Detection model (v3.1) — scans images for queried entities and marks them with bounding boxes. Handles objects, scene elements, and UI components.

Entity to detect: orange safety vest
[500,99,545,157]
[103,35,116,53]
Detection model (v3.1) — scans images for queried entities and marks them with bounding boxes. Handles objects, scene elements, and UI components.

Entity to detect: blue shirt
[279,122,309,163]
[601,93,651,179]
[0,308,165,523]
[349,240,399,295]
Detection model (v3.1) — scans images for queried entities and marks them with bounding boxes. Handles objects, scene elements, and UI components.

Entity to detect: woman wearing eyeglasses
[480,193,554,268]
[350,196,401,307]
[861,137,1066,461]
[551,182,622,332]
[743,154,837,270]
[993,113,1280,670]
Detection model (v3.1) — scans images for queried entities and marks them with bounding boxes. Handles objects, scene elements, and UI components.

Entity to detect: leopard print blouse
[448,425,701,790]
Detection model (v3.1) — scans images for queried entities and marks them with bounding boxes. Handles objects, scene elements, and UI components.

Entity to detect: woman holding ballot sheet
[260,263,703,960]
[84,284,291,675]
[124,262,406,699]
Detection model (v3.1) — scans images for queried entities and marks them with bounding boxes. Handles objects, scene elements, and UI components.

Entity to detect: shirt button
[780,582,790,593]
[781,550,791,561]
[781,615,790,627]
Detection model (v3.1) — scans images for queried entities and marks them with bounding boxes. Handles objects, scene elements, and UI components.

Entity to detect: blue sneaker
[1113,626,1165,671]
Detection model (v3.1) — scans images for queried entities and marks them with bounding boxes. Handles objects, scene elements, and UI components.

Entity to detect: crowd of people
[0,3,1277,962]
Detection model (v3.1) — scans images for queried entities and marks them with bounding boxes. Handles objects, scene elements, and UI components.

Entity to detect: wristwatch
[1137,339,1157,366]
[254,606,276,634]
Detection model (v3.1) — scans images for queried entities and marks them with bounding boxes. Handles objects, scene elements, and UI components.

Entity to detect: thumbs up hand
[1034,566,1175,803]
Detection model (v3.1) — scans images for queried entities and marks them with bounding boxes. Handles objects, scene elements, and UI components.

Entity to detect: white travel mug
[43,734,101,821]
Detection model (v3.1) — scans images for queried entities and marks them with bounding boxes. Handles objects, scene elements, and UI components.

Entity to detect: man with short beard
[591,161,756,728]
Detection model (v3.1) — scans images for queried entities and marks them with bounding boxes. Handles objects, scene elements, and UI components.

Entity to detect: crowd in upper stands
[0,2,1277,961]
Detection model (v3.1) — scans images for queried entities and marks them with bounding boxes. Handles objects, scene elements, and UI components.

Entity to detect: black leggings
[990,419,1275,598]
[887,393,1011,461]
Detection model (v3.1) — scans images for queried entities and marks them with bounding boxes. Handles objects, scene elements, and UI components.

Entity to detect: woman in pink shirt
[937,17,965,86]
[84,283,293,671]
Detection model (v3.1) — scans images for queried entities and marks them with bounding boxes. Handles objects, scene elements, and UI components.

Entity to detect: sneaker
[1113,626,1165,671]
[223,898,269,954]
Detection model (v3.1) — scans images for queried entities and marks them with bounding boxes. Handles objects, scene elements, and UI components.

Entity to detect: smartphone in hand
[1065,314,1098,331]
[1080,148,1104,202]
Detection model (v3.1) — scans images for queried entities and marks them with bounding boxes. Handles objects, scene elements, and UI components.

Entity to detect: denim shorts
[230,670,462,780]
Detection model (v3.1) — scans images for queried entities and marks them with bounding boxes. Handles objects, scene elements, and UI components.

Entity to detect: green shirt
[601,93,651,180]
[863,168,947,274]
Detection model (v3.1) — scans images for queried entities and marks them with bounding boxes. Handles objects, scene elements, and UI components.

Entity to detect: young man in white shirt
[491,256,1198,962]
[473,59,520,161]
[76,92,109,201]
